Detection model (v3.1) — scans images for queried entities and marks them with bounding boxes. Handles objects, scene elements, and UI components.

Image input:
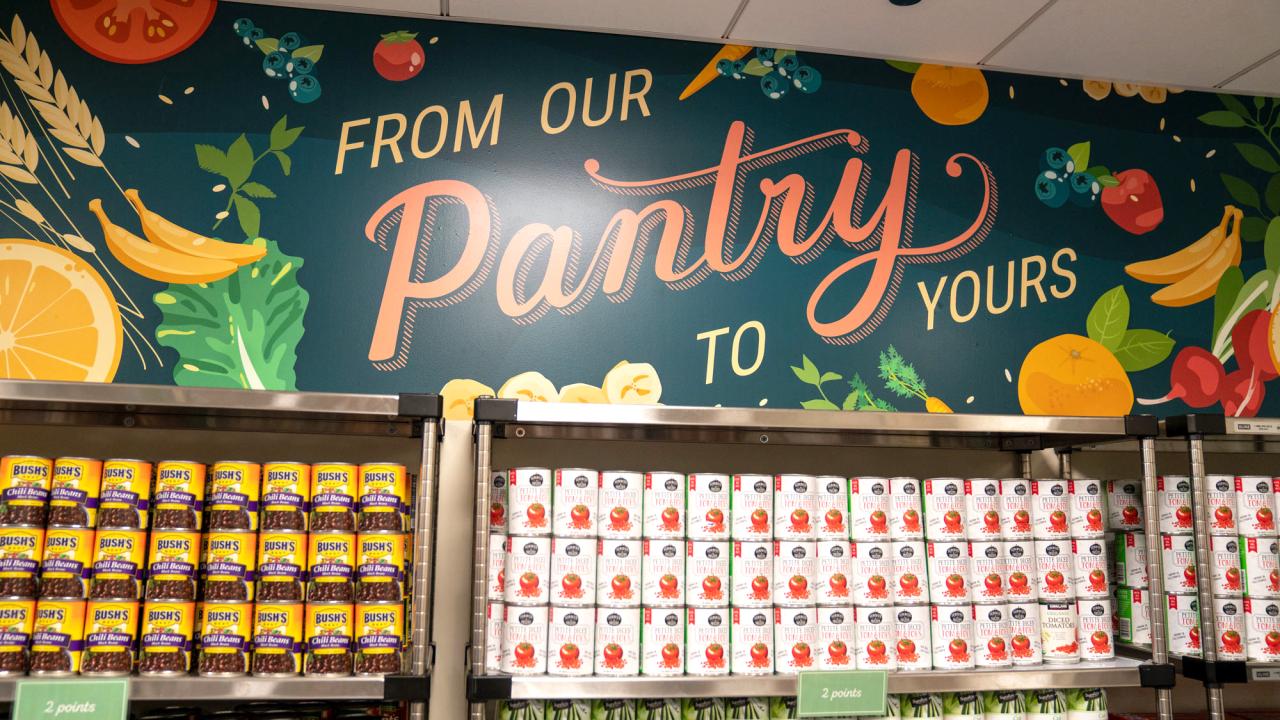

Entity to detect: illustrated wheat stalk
[0,99,37,184]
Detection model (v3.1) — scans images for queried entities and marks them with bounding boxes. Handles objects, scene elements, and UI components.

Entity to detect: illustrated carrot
[679,44,752,101]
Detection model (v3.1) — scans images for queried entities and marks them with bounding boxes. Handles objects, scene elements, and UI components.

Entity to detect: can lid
[104,458,149,463]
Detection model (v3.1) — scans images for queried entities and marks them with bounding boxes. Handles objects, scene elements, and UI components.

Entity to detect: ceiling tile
[731,0,1048,66]
[1223,52,1280,97]
[449,0,741,39]
[234,0,442,18]
[989,0,1280,88]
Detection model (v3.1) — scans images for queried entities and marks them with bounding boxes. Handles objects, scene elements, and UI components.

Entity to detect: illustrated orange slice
[0,238,122,382]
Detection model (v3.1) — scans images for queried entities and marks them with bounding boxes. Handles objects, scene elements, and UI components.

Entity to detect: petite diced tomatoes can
[640,606,684,677]
[484,601,503,673]
[547,606,594,677]
[1076,598,1114,661]
[894,604,931,671]
[1034,540,1074,600]
[1067,479,1105,537]
[686,606,729,676]
[730,606,773,675]
[731,541,772,608]
[1165,593,1201,659]
[1030,479,1069,540]
[1214,597,1246,661]
[1209,535,1243,597]
[926,540,970,604]
[1241,536,1280,598]
[507,468,552,537]
[1106,480,1143,531]
[1116,587,1151,646]
[972,603,1011,668]
[1003,540,1037,601]
[816,606,855,670]
[855,606,897,671]
[1237,475,1279,537]
[1245,597,1280,662]
[773,541,816,607]
[1157,476,1193,534]
[687,474,729,541]
[685,541,729,607]
[889,477,923,540]
[1205,474,1238,537]
[852,541,894,606]
[814,540,852,605]
[1007,601,1042,666]
[596,539,640,607]
[849,476,889,541]
[641,539,684,608]
[969,540,1006,602]
[730,474,773,542]
[930,604,974,670]
[923,478,966,541]
[1113,532,1148,588]
[645,472,686,539]
[1163,534,1198,593]
[489,470,508,533]
[552,468,598,538]
[999,479,1032,540]
[816,475,852,539]
[598,471,644,540]
[549,537,596,607]
[773,474,817,542]
[504,536,551,606]
[963,478,1002,541]
[594,607,640,677]
[1072,537,1110,599]
[774,605,819,674]
[487,534,506,601]
[892,540,927,603]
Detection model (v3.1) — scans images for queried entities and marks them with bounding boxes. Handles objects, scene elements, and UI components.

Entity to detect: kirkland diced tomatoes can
[774,474,817,541]
[816,476,852,539]
[731,541,772,608]
[507,468,552,537]
[731,606,774,675]
[687,474,729,541]
[547,606,593,677]
[501,605,547,675]
[641,539,684,608]
[641,606,684,677]
[1242,536,1280,598]
[852,541,894,606]
[1106,480,1143,532]
[815,540,852,605]
[964,478,1002,541]
[894,604,931,671]
[774,605,818,674]
[930,604,974,670]
[855,605,897,671]
[686,541,729,607]
[1039,601,1079,664]
[549,537,596,607]
[686,606,729,676]
[731,473,772,541]
[923,478,965,541]
[1214,597,1246,661]
[645,472,686,540]
[1158,476,1193,534]
[597,539,640,607]
[599,470,643,540]
[889,477,923,540]
[773,541,816,606]
[552,468,598,538]
[927,541,970,604]
[999,479,1032,540]
[849,476,889,541]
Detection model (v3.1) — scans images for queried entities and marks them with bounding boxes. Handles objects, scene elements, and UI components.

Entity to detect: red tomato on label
[51,0,217,65]
[373,30,425,82]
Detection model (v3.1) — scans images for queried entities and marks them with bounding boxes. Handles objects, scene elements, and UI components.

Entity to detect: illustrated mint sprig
[194,115,302,239]
[791,355,896,411]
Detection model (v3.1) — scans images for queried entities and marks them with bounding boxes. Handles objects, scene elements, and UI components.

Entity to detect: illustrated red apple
[827,509,846,530]
[1045,570,1064,590]
[527,503,545,522]
[571,504,590,525]
[984,573,1002,593]
[1090,630,1109,650]
[659,573,679,594]
[903,508,920,529]
[1122,506,1139,524]
[612,575,631,595]
[1014,509,1030,529]
[943,510,962,531]
[603,643,623,663]
[869,509,886,531]
[896,639,915,657]
[1215,506,1234,525]
[789,575,808,595]
[1176,506,1193,526]
[1184,566,1197,586]
[1011,635,1030,653]
[983,510,999,530]
[866,640,885,659]
[490,503,505,525]
[946,574,965,594]
[611,507,629,526]
[661,643,680,665]
[791,509,809,528]
[1049,510,1067,531]
[899,573,919,592]
[750,642,769,664]
[706,508,724,526]
[1009,572,1028,591]
[703,576,721,594]
[867,575,886,593]
[562,573,581,592]
[519,571,539,593]
[706,643,724,662]
[750,508,768,531]
[1086,508,1102,527]
[1266,630,1280,651]
[987,637,1005,654]
[1222,630,1242,651]
[829,573,848,592]
[752,575,769,596]
[560,643,579,664]
[1101,168,1164,235]
[514,642,535,662]
[792,642,811,663]
[949,638,967,659]
[662,507,680,528]
[828,640,847,660]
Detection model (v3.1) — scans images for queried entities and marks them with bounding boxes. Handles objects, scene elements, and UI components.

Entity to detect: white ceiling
[236,0,1280,96]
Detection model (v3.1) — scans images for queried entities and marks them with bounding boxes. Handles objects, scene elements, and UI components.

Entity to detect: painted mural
[1,1,1279,422]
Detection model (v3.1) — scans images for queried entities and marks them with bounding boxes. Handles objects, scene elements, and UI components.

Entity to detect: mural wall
[2,1,1280,420]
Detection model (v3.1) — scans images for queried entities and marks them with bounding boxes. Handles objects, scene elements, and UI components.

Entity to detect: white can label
[550,537,597,606]
[774,541,817,606]
[599,471,643,539]
[999,479,1032,539]
[1214,597,1246,660]
[504,535,551,606]
[969,540,1006,601]
[1206,474,1238,536]
[815,540,853,605]
[852,541,895,606]
[644,472,686,540]
[488,534,506,600]
[1165,594,1201,658]
[854,605,896,671]
[1236,476,1278,537]
[595,607,640,676]
[817,475,853,539]
[730,607,774,675]
[553,468,599,537]
[1068,479,1105,537]
[1242,536,1280,598]
[775,606,819,674]
[642,539,685,607]
[731,541,773,607]
[501,605,548,675]
[889,477,923,540]
[731,474,771,540]
[641,607,685,676]
[1163,534,1198,593]
[548,607,595,677]
[1034,540,1074,600]
[687,474,730,541]
[1210,535,1243,597]
[973,604,1011,667]
[817,606,856,670]
[1039,601,1078,663]
[1006,602,1042,665]
[1003,540,1037,600]
[686,607,729,675]
[485,601,503,672]
[686,541,729,607]
[1106,480,1143,531]
[774,474,817,541]
[924,478,966,540]
[1076,599,1113,660]
[1031,479,1069,539]
[1116,587,1150,646]
[930,604,974,669]
[849,476,889,541]
[1245,598,1280,661]
[964,478,1002,541]
[927,541,970,604]
[894,605,931,671]
[1071,538,1109,598]
[891,540,927,603]
[1114,532,1148,588]
[490,470,508,533]
[1157,476,1193,534]
[508,467,552,536]
[597,539,641,607]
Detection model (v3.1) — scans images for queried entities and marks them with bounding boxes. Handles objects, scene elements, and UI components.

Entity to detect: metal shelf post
[408,416,441,720]
[469,417,495,720]
[1186,432,1226,720]
[1140,436,1174,719]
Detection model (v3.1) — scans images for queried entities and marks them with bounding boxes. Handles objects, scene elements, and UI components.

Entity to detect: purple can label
[142,632,191,651]
[93,559,140,579]
[0,558,38,574]
[4,486,48,503]
[207,561,254,582]
[310,564,352,580]
[203,633,247,650]
[359,493,400,510]
[50,487,91,505]
[43,558,91,579]
[357,560,403,582]
[358,635,400,650]
[149,561,194,579]
[154,490,200,511]
[86,631,132,649]
[101,488,147,509]
[0,630,28,645]
[314,493,354,510]
[263,491,304,510]
[254,633,303,652]
[260,562,302,579]
[210,491,256,512]
[34,631,81,650]
[309,634,351,651]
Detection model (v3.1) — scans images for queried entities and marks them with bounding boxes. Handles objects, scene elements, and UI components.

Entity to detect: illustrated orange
[1018,334,1133,416]
[0,238,122,382]
[910,65,989,126]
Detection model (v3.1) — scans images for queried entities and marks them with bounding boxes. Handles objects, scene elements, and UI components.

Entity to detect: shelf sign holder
[796,670,887,717]
[14,678,128,720]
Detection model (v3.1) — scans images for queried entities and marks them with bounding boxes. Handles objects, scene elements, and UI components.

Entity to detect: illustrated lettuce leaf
[153,238,308,390]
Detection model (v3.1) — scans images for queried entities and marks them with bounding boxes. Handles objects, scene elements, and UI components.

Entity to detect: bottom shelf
[473,658,1150,700]
[0,675,427,703]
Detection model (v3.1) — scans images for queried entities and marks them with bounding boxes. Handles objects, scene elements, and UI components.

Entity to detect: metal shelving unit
[467,400,1174,717]
[0,380,442,715]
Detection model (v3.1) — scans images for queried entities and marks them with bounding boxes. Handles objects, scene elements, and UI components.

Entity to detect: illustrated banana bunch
[89,190,267,284]
[1124,205,1243,307]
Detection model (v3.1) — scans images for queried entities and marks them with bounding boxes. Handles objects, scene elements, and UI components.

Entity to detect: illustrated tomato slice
[51,0,218,65]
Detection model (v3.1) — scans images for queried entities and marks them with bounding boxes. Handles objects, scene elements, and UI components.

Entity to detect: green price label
[796,670,887,717]
[13,679,128,720]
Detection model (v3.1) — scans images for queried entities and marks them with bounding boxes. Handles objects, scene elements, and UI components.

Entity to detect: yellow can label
[85,600,138,654]
[258,532,306,582]
[202,532,258,586]
[0,526,43,579]
[306,603,353,655]
[312,463,357,514]
[91,528,145,581]
[1,455,52,507]
[32,599,85,670]
[355,602,403,656]
[147,531,199,582]
[154,461,207,526]
[0,599,35,652]
[200,602,251,654]
[308,532,355,583]
[140,601,194,655]
[41,527,94,581]
[358,463,407,515]
[253,602,303,655]
[356,533,405,584]
[209,461,262,523]
[99,459,153,523]
[50,457,102,524]
[263,462,311,515]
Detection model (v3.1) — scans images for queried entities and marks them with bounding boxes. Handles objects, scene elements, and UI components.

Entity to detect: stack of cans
[1215,475,1278,663]
[1108,479,1149,648]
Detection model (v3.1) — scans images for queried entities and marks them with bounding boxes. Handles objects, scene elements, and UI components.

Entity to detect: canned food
[1214,597,1246,660]
[889,477,924,540]
[202,530,257,601]
[548,606,594,677]
[1243,536,1280,598]
[599,470,643,540]
[816,475,852,539]
[927,540,970,604]
[815,540,852,605]
[208,461,261,531]
[1030,479,1069,540]
[1040,601,1079,663]
[641,538,684,607]
[1116,587,1151,645]
[305,602,354,676]
[644,472,686,539]
[775,605,819,674]
[98,459,153,529]
[814,606,854,670]
[199,601,252,675]
[307,531,355,602]
[1004,540,1036,600]
[964,478,1002,541]
[49,457,102,528]
[553,468,598,538]
[983,691,1026,720]
[973,604,1011,668]
[851,476,891,541]
[356,531,405,602]
[1203,474,1238,537]
[1034,540,1073,600]
[488,534,506,601]
[894,604,931,670]
[686,606,729,675]
[1210,535,1243,597]
[310,463,358,532]
[0,525,41,599]
[257,531,307,602]
[489,470,508,533]
[550,537,596,607]
[731,606,774,675]
[999,479,1032,540]
[152,461,206,531]
[1157,476,1193,534]
[1166,593,1201,658]
[505,535,551,606]
[1076,598,1114,661]
[251,601,303,676]
[774,541,816,606]
[923,478,966,541]
[731,541,772,608]
[30,598,84,674]
[1106,480,1143,531]
[1072,538,1109,599]
[1245,597,1280,661]
[89,527,142,600]
[145,530,200,601]
[484,601,503,673]
[853,541,894,606]
[1237,476,1278,537]
[969,540,1006,601]
[138,600,194,675]
[931,604,974,669]
[1024,690,1066,719]
[1067,479,1105,537]
[508,468,553,536]
[684,473,729,541]
[0,598,34,675]
[0,456,51,526]
[687,541,729,607]
[1162,534,1197,593]
[354,601,403,675]
[774,474,817,541]
[1007,601,1041,665]
[1114,532,1148,588]
[595,607,640,676]
[892,540,927,603]
[261,462,310,532]
[641,606,684,676]
[597,538,641,607]
[81,599,138,675]
[901,694,942,718]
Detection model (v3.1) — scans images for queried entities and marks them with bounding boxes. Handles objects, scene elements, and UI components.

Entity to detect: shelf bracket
[467,674,513,702]
[384,674,432,702]
[1139,663,1178,689]
[1182,657,1248,685]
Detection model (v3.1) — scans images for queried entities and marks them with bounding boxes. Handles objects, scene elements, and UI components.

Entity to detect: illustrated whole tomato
[1101,169,1164,235]
[373,30,425,82]
[52,0,218,64]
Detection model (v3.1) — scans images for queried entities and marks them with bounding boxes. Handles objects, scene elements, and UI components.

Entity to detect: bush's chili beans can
[1245,597,1280,661]
[1072,538,1109,599]
[1242,536,1280,598]
[645,472,686,540]
[0,599,34,675]
[1157,476,1193,534]
[972,604,1011,668]
[927,540,970,604]
[501,605,548,675]
[88,527,142,600]
[547,606,594,677]
[774,541,816,606]
[1076,598,1114,661]
[597,538,640,607]
[305,602,354,676]
[1236,475,1279,537]
[969,540,1006,602]
[773,474,816,542]
[1166,593,1201,658]
[999,479,1032,540]
[1106,480,1143,532]
[1204,474,1237,536]
[894,604,931,671]
[594,606,640,677]
[852,541,894,606]
[687,606,729,676]
[488,534,506,601]
[484,600,502,672]
[731,606,774,675]
[731,474,772,541]
[687,541,729,607]
[1007,601,1042,665]
[251,601,303,676]
[889,477,923,540]
[310,463,358,532]
[1214,597,1246,660]
[641,538,684,608]
[261,462,310,532]
[354,601,403,676]
[1040,601,1079,663]
[98,459,152,529]
[0,525,41,599]
[815,606,854,670]
[257,531,307,602]
[815,476,851,539]
[599,470,644,540]
[199,601,251,675]
[357,462,407,533]
[49,457,101,529]
[152,461,206,531]
[489,469,508,534]
[549,537,596,607]
[923,478,966,541]
[1034,540,1073,600]
[0,455,52,526]
[774,606,818,674]
[1067,479,1105,538]
[81,600,138,675]
[42,527,93,599]
[1210,535,1244,597]
[731,541,772,608]
[1030,479,1069,540]
[849,476,888,542]
[892,540,927,603]
[201,530,257,602]
[356,531,405,603]
[207,461,261,531]
[145,530,199,602]
[930,604,974,670]
[307,531,355,602]
[1163,534,1198,593]
[1004,540,1037,600]
[505,536,551,606]
[1114,532,1148,588]
[507,468,552,536]
[137,600,194,675]
[687,473,729,541]
[30,599,84,675]
[964,478,1002,541]
[815,540,852,605]
[553,468,598,538]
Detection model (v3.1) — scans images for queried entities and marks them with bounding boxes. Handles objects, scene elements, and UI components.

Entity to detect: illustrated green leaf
[1097,175,1120,187]
[233,195,260,239]
[255,37,279,54]
[240,182,276,199]
[818,371,842,384]
[841,390,860,411]
[1085,285,1129,351]
[225,134,254,188]
[1266,173,1280,214]
[1066,142,1090,172]
[741,59,770,77]
[1213,265,1246,339]
[1113,329,1175,372]
[1218,93,1252,119]
[885,59,921,74]
[269,115,305,152]
[292,45,324,62]
[1266,219,1280,273]
[800,399,839,410]
[791,355,820,386]
[1236,143,1280,173]
[1242,215,1268,243]
[154,239,309,391]
[1221,173,1261,210]
[1256,95,1267,110]
[1200,110,1248,128]
[1084,165,1110,178]
[273,150,292,176]
[194,144,228,176]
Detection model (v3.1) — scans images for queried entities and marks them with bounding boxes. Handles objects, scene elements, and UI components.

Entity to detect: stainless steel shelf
[0,675,422,702]
[1249,663,1280,681]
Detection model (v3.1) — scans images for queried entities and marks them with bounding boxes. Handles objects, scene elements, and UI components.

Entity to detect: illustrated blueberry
[279,32,304,51]
[1035,170,1068,208]
[232,18,255,38]
[1040,147,1072,173]
[288,74,321,103]
[716,58,735,77]
[729,59,747,79]
[262,51,290,79]
[793,65,822,93]
[244,27,265,46]
[755,47,775,67]
[1069,172,1100,206]
[289,56,314,76]
[778,54,802,77]
[760,70,790,99]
